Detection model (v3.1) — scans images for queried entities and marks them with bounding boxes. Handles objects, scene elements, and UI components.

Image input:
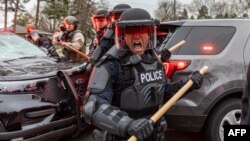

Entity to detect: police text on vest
[140,70,163,83]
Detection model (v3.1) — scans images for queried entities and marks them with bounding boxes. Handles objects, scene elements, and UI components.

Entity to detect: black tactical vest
[38,35,53,48]
[112,53,166,118]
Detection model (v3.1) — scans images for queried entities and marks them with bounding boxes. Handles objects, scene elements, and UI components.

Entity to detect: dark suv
[159,19,250,141]
[0,31,89,140]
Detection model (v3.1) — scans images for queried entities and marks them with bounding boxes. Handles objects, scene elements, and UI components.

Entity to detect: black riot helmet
[109,4,131,23]
[93,8,108,18]
[91,8,108,31]
[115,8,159,51]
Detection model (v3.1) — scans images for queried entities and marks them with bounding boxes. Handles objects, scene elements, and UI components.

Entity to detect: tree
[0,0,29,28]
[41,0,99,37]
[16,11,35,26]
[229,0,248,18]
[154,0,182,22]
[197,5,209,19]
[4,0,30,32]
[42,0,69,32]
[68,0,99,38]
[224,12,229,18]
[95,0,110,10]
[70,0,92,35]
[243,13,248,18]
[189,0,249,19]
[212,1,227,19]
[0,0,8,28]
[190,0,215,18]
[181,8,188,19]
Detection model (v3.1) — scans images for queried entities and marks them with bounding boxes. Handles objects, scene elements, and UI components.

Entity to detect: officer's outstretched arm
[164,71,204,101]
[165,80,186,96]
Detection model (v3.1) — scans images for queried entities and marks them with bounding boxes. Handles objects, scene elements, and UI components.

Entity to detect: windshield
[0,33,47,61]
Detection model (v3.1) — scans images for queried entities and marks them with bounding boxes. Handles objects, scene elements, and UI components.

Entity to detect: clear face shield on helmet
[91,16,108,32]
[115,20,157,54]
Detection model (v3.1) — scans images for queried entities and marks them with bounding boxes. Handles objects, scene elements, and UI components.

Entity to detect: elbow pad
[92,104,133,137]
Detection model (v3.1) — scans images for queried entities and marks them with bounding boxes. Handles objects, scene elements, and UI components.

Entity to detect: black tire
[204,98,241,141]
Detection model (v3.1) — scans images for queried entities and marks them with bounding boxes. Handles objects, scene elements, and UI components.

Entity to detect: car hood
[0,57,83,80]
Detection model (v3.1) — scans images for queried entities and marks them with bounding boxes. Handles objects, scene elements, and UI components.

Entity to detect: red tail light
[163,60,191,78]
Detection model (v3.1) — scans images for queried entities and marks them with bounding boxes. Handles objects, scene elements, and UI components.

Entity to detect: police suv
[159,19,250,141]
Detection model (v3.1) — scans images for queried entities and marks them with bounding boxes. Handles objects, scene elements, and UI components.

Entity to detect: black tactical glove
[161,49,171,62]
[189,71,204,89]
[127,118,154,141]
[47,45,59,57]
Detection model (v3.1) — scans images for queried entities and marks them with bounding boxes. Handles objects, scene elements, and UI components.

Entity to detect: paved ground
[166,131,205,141]
[64,129,205,141]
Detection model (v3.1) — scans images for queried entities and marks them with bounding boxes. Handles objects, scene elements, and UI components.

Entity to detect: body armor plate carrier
[114,53,166,118]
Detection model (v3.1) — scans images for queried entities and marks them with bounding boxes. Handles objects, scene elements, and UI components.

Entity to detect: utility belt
[93,117,167,141]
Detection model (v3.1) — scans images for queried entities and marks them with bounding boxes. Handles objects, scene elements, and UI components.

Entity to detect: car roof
[0,31,15,35]
[161,19,250,27]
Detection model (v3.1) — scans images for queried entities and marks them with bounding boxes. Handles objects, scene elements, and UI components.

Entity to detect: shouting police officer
[55,16,86,60]
[83,8,204,141]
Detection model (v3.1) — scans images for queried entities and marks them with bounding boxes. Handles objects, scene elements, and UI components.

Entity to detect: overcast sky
[0,0,192,28]
[98,0,192,17]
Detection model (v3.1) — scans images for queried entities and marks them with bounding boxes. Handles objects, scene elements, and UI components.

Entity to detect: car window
[164,26,236,55]
[0,33,46,61]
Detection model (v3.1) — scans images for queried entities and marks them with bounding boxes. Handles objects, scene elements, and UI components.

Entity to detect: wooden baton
[168,40,186,52]
[63,43,90,60]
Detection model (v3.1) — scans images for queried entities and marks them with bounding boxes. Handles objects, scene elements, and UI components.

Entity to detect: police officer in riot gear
[89,9,109,56]
[83,8,204,141]
[85,5,132,74]
[90,4,132,64]
[108,3,132,24]
[55,16,86,60]
[25,25,59,57]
